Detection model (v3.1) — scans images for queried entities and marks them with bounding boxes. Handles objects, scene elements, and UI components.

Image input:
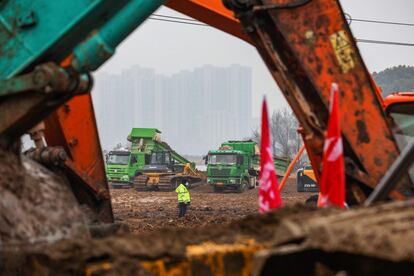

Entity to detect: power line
[350,17,414,27]
[152,13,200,22]
[155,12,414,28]
[356,38,414,47]
[148,17,208,26]
[149,14,414,47]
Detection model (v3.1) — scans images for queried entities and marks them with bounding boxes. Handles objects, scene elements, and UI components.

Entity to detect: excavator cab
[386,101,414,150]
[148,151,173,170]
[134,151,191,191]
[296,165,319,193]
[384,94,414,184]
[146,151,187,173]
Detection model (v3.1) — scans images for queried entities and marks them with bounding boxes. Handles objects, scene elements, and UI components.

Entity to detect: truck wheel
[305,195,318,206]
[248,178,256,189]
[237,180,248,193]
[213,186,223,193]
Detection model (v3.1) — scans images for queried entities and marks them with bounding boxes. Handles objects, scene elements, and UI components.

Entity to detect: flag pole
[259,98,283,213]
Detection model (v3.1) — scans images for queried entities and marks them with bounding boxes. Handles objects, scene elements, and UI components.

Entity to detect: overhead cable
[149,13,414,47]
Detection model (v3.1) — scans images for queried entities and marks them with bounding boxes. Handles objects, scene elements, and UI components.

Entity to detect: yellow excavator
[296,165,318,192]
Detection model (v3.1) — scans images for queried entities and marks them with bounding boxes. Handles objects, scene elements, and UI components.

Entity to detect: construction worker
[175,180,191,218]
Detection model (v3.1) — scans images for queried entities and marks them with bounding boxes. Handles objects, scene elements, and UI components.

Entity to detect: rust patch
[374,157,383,167]
[315,15,330,30]
[316,63,322,74]
[356,120,370,144]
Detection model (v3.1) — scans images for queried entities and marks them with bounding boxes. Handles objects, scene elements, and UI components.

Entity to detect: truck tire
[305,194,318,206]
[248,177,256,189]
[237,180,248,193]
[213,186,223,193]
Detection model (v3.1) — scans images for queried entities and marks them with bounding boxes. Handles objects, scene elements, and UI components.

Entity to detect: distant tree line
[372,65,414,96]
[251,65,414,166]
[251,108,308,168]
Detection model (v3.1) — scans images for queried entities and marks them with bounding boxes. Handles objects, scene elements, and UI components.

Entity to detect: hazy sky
[97,0,414,117]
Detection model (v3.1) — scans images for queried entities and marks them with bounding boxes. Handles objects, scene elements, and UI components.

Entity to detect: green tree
[372,65,414,96]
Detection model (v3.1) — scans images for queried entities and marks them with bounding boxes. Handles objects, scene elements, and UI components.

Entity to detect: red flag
[318,83,346,208]
[259,99,282,213]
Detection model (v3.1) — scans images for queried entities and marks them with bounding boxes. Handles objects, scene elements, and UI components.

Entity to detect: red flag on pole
[259,99,283,213]
[318,83,346,208]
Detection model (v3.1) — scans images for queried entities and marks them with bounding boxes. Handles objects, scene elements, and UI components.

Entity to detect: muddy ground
[110,177,315,234]
[5,171,414,275]
[14,188,414,275]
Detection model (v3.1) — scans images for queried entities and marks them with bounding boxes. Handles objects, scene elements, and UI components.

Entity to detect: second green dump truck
[206,140,289,192]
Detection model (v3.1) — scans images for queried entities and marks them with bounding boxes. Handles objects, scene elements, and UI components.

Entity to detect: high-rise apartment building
[93,64,252,154]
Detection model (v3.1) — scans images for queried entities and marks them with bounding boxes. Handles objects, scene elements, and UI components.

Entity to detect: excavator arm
[165,0,249,42]
[222,0,412,202]
[0,0,165,223]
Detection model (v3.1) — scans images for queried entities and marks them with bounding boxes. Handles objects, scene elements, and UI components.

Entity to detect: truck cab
[207,140,289,193]
[105,150,146,188]
[207,149,257,192]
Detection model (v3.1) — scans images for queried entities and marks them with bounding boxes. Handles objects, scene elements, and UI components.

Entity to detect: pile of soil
[15,200,414,275]
[5,157,414,275]
[9,205,320,275]
[0,148,89,249]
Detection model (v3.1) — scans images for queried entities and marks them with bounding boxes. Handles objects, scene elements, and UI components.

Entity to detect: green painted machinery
[206,140,289,192]
[105,128,160,188]
[105,128,197,188]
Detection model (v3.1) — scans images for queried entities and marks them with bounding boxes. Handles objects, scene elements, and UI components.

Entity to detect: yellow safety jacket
[175,184,190,203]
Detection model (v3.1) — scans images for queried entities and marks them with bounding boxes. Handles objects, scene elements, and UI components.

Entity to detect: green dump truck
[105,149,144,188]
[206,140,289,192]
[105,128,167,188]
[106,127,201,189]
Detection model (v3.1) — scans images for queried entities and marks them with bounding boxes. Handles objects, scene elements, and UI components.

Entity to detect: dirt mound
[0,148,90,249]
[5,205,317,275]
[3,175,414,276]
[7,163,413,275]
[12,201,414,275]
